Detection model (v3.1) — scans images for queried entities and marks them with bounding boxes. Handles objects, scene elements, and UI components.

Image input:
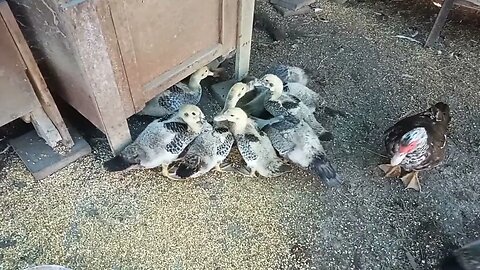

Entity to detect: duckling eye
[269,83,274,87]
[184,112,189,117]
[192,112,196,116]
[230,114,234,117]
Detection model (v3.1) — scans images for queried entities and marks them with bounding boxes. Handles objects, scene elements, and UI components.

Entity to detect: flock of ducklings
[104,65,341,187]
[104,65,451,191]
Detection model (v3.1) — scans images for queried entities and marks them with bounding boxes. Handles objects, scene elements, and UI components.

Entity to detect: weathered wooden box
[9,0,254,153]
[0,0,72,148]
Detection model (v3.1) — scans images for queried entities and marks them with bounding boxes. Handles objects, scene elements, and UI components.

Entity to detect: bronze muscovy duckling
[379,102,451,191]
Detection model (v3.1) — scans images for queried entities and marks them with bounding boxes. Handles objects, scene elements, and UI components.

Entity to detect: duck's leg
[162,164,183,180]
[378,164,402,177]
[401,171,421,191]
[215,162,236,173]
[237,166,257,177]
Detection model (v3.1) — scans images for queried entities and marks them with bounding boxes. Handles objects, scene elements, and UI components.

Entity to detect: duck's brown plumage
[384,102,450,172]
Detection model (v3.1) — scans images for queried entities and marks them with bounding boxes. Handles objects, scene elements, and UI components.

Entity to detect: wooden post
[66,1,131,154]
[235,0,255,80]
[425,0,455,47]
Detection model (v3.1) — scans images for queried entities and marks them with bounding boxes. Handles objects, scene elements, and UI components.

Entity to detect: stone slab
[269,0,315,11]
[10,127,91,180]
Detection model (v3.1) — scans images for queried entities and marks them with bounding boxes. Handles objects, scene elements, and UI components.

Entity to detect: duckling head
[221,82,249,113]
[178,104,205,133]
[214,107,249,135]
[260,74,283,100]
[188,66,217,89]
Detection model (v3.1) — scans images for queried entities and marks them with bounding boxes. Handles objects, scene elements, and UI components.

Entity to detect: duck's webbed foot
[237,166,257,177]
[401,171,421,191]
[378,164,402,178]
[215,162,236,173]
[162,164,183,180]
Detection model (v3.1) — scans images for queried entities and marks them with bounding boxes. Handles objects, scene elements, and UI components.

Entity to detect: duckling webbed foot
[215,163,236,173]
[378,164,402,178]
[237,166,257,177]
[162,164,183,180]
[401,171,421,191]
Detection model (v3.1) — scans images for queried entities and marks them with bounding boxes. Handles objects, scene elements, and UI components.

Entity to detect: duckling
[104,104,207,179]
[168,121,235,180]
[261,74,333,141]
[263,114,341,186]
[220,82,250,114]
[221,82,283,129]
[139,66,217,117]
[260,73,322,113]
[214,108,291,177]
[265,64,309,86]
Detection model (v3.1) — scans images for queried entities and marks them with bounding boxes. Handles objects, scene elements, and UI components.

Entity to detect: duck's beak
[210,67,225,78]
[390,152,407,166]
[213,114,227,122]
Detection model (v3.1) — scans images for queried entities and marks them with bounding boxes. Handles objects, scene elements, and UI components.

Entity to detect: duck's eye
[192,112,196,116]
[269,83,274,87]
[184,112,189,117]
[230,114,234,117]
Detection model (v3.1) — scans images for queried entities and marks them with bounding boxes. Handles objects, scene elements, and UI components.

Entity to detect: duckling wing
[140,83,194,117]
[263,120,297,155]
[236,133,260,163]
[163,121,196,155]
[264,95,301,117]
[284,83,322,110]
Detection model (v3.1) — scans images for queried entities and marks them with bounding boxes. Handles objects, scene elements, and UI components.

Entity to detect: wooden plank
[95,0,136,117]
[0,6,36,126]
[0,1,74,147]
[425,0,455,47]
[234,0,255,80]
[107,0,144,112]
[65,1,131,154]
[30,106,62,148]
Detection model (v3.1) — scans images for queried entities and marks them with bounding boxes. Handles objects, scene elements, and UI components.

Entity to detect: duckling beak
[390,152,407,166]
[213,114,227,122]
[210,67,225,78]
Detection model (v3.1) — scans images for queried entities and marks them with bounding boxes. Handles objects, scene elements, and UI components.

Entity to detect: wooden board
[0,1,73,147]
[0,11,36,126]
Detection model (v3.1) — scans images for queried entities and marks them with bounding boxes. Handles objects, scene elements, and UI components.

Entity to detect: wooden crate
[0,0,72,148]
[9,0,255,153]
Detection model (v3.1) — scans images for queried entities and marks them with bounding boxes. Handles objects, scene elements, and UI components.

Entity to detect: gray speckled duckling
[104,104,207,179]
[214,107,290,177]
[262,74,333,141]
[139,66,217,117]
[265,64,309,86]
[168,121,235,180]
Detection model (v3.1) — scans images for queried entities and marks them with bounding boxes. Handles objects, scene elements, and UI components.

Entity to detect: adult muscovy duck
[378,102,451,191]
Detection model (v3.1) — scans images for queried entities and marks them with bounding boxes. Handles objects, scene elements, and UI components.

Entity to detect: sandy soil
[1,0,479,269]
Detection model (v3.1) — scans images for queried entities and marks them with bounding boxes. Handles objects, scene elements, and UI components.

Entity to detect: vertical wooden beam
[66,1,131,154]
[425,0,455,48]
[234,0,255,80]
[30,106,63,148]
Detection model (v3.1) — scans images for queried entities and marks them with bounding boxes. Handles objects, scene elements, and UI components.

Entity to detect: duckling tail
[103,155,136,172]
[308,154,341,187]
[175,158,201,179]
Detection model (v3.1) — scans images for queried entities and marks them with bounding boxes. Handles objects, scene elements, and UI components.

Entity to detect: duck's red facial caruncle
[390,127,427,166]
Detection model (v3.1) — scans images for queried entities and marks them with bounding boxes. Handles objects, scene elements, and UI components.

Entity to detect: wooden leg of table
[30,107,63,148]
[235,0,255,81]
[425,0,455,48]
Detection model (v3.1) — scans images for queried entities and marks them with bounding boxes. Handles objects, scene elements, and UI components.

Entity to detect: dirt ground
[1,0,479,269]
